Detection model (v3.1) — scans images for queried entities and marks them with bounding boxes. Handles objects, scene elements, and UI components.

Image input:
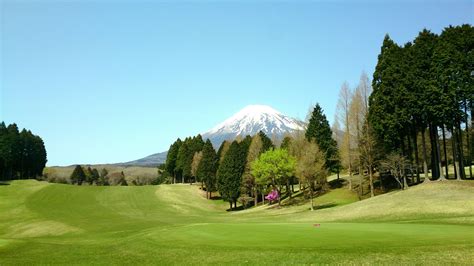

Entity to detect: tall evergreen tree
[411,29,438,181]
[305,104,341,173]
[176,137,191,183]
[258,131,274,152]
[197,139,218,199]
[217,141,246,210]
[165,138,182,183]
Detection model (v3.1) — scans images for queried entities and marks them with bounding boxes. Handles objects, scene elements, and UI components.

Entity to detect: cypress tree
[165,138,182,183]
[197,139,218,199]
[217,141,246,209]
[176,137,191,183]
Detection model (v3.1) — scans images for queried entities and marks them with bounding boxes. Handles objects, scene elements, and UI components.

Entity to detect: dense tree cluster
[369,25,473,181]
[0,122,47,180]
[164,131,277,210]
[70,165,116,185]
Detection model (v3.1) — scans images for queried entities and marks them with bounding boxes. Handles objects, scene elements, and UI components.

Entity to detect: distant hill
[124,105,305,166]
[116,151,168,167]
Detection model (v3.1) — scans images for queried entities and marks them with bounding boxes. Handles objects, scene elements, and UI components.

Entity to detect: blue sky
[1,0,472,166]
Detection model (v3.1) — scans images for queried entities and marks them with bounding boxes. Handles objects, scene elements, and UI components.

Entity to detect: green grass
[0,180,473,264]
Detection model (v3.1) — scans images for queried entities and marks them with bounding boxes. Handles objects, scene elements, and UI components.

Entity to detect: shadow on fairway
[0,182,10,186]
[226,206,245,212]
[329,179,345,189]
[210,195,222,200]
[315,202,338,210]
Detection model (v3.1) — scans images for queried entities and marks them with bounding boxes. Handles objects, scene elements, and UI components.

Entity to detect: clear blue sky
[1,0,472,166]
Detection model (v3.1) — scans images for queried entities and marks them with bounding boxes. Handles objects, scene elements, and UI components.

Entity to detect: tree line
[368,25,473,182]
[164,104,340,210]
[0,122,47,180]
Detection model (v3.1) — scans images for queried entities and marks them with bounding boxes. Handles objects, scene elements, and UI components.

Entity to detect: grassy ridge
[0,180,473,264]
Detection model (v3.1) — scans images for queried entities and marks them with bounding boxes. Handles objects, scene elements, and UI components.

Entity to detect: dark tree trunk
[413,128,420,183]
[429,124,439,179]
[435,125,446,180]
[369,166,374,197]
[441,125,449,178]
[456,120,466,179]
[286,181,291,199]
[407,133,413,163]
[400,133,406,158]
[421,127,430,182]
[254,187,258,207]
[465,102,473,179]
[451,126,458,180]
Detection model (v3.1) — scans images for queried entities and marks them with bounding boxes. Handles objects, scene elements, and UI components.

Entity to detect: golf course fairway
[1,180,473,265]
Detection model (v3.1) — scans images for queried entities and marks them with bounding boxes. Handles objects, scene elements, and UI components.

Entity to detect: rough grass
[0,180,473,265]
[44,165,158,183]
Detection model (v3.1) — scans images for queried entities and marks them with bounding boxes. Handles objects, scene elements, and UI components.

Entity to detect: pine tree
[70,165,86,185]
[258,131,274,152]
[305,104,341,174]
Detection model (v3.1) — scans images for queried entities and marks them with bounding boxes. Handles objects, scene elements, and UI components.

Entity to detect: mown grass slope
[0,180,473,264]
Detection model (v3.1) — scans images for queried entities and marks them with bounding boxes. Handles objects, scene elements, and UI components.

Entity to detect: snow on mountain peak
[202,105,306,147]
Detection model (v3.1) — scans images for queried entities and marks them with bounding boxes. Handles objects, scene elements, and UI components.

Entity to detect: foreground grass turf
[0,180,473,264]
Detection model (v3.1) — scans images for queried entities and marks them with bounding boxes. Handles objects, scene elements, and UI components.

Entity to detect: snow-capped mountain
[121,105,305,166]
[202,105,306,147]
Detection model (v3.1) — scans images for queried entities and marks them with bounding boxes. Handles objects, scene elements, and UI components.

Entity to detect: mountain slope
[116,151,168,167]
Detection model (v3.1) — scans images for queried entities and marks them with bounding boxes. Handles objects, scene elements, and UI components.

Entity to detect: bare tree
[242,134,263,206]
[359,119,377,197]
[380,153,410,190]
[191,151,203,186]
[289,133,327,211]
[336,81,353,190]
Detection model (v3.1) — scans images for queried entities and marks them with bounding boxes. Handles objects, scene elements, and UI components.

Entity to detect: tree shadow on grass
[315,202,338,210]
[0,182,10,186]
[329,178,345,189]
[209,195,222,200]
[226,206,245,212]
